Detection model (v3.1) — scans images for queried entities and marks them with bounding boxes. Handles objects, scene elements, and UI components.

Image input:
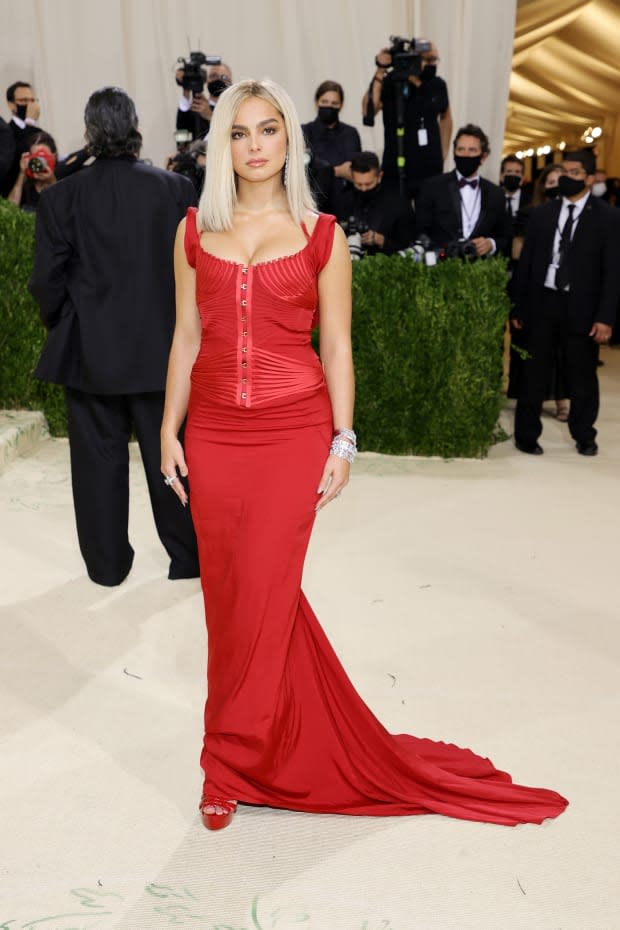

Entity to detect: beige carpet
[1,349,619,930]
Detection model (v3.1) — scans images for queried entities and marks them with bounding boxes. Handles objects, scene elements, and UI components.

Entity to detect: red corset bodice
[184,207,336,410]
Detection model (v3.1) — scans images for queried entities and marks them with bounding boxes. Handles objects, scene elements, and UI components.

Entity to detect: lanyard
[459,186,481,236]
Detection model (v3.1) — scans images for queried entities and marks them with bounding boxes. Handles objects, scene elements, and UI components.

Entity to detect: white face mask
[592,181,607,197]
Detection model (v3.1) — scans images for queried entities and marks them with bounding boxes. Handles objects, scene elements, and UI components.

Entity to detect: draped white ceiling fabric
[505,0,620,172]
[0,0,516,181]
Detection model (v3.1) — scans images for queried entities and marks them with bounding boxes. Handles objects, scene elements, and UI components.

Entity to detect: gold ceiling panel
[505,0,620,171]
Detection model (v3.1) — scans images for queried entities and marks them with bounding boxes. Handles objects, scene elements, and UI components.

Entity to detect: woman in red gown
[161,79,568,831]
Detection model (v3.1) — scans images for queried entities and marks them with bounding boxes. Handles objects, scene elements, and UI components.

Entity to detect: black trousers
[65,388,199,586]
[514,289,600,447]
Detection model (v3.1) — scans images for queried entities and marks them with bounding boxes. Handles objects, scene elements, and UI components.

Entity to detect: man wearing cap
[512,149,620,456]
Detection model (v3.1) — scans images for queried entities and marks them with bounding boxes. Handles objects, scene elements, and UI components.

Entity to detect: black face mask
[355,186,380,204]
[419,64,437,82]
[502,174,521,192]
[455,154,482,178]
[318,106,339,125]
[558,175,586,198]
[207,79,229,98]
[544,185,560,199]
[15,103,28,121]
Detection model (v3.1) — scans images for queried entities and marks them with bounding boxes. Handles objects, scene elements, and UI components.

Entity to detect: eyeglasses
[14,97,37,104]
[421,56,440,64]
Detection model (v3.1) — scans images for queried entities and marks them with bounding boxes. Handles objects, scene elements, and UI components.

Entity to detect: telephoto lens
[346,217,363,260]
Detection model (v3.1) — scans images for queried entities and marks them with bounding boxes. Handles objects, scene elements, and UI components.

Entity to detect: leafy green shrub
[349,254,509,457]
[1,201,508,456]
[0,199,66,434]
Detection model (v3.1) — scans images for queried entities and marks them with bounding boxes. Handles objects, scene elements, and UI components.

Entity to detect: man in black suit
[500,154,531,237]
[336,151,416,255]
[415,123,511,257]
[512,149,620,456]
[1,81,43,197]
[29,87,199,586]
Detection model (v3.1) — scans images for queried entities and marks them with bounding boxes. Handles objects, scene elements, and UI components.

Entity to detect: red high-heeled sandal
[199,795,238,831]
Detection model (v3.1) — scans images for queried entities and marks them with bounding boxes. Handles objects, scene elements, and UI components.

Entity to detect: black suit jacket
[513,194,620,333]
[336,186,416,255]
[506,186,532,242]
[415,170,512,254]
[0,116,16,191]
[29,156,197,393]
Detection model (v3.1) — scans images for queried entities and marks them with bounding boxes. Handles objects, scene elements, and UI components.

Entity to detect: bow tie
[459,177,479,189]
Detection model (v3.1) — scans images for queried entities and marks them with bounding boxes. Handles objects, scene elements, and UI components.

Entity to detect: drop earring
[283,151,289,187]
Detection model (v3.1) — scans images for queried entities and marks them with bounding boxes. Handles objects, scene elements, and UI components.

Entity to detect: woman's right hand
[18,151,30,176]
[161,432,189,506]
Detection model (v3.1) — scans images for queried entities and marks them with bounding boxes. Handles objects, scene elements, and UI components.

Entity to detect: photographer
[415,123,511,257]
[175,59,232,140]
[362,40,452,199]
[166,137,206,194]
[1,81,46,196]
[7,130,57,211]
[337,151,415,257]
[302,81,360,182]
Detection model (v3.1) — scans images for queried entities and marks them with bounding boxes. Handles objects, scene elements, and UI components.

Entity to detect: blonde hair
[197,78,316,231]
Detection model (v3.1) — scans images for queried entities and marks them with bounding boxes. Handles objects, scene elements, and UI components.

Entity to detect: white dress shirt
[505,187,522,215]
[456,171,496,254]
[11,114,38,130]
[178,94,217,112]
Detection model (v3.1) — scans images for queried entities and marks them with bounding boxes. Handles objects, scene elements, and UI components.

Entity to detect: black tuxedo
[415,169,512,254]
[29,156,199,586]
[513,193,620,448]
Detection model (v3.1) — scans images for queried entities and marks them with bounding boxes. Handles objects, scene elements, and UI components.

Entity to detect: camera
[177,51,222,94]
[444,238,478,261]
[25,146,57,179]
[168,140,206,194]
[399,234,438,265]
[174,128,193,151]
[346,216,369,261]
[385,36,432,81]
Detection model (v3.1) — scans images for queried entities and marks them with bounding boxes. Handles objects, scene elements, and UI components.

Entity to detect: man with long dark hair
[29,87,199,586]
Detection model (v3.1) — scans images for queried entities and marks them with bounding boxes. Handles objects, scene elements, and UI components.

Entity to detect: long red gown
[183,207,568,825]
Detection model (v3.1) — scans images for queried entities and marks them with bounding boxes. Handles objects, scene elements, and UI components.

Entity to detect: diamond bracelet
[330,429,357,464]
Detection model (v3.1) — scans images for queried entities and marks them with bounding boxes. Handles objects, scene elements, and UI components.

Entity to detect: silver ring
[164,474,178,486]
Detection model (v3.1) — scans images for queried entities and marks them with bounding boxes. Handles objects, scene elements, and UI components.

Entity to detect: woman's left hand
[315,454,350,511]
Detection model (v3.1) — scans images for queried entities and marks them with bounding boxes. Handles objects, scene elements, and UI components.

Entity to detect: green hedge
[349,255,509,457]
[0,199,66,434]
[0,200,508,456]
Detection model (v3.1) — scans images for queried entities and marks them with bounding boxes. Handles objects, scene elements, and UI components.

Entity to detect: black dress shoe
[576,440,598,456]
[515,439,544,455]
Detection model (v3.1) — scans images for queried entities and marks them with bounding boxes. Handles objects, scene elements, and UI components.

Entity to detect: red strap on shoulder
[311,213,338,330]
[184,206,199,268]
[313,213,337,273]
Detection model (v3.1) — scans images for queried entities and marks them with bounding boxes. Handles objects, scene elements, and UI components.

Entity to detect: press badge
[418,127,428,146]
